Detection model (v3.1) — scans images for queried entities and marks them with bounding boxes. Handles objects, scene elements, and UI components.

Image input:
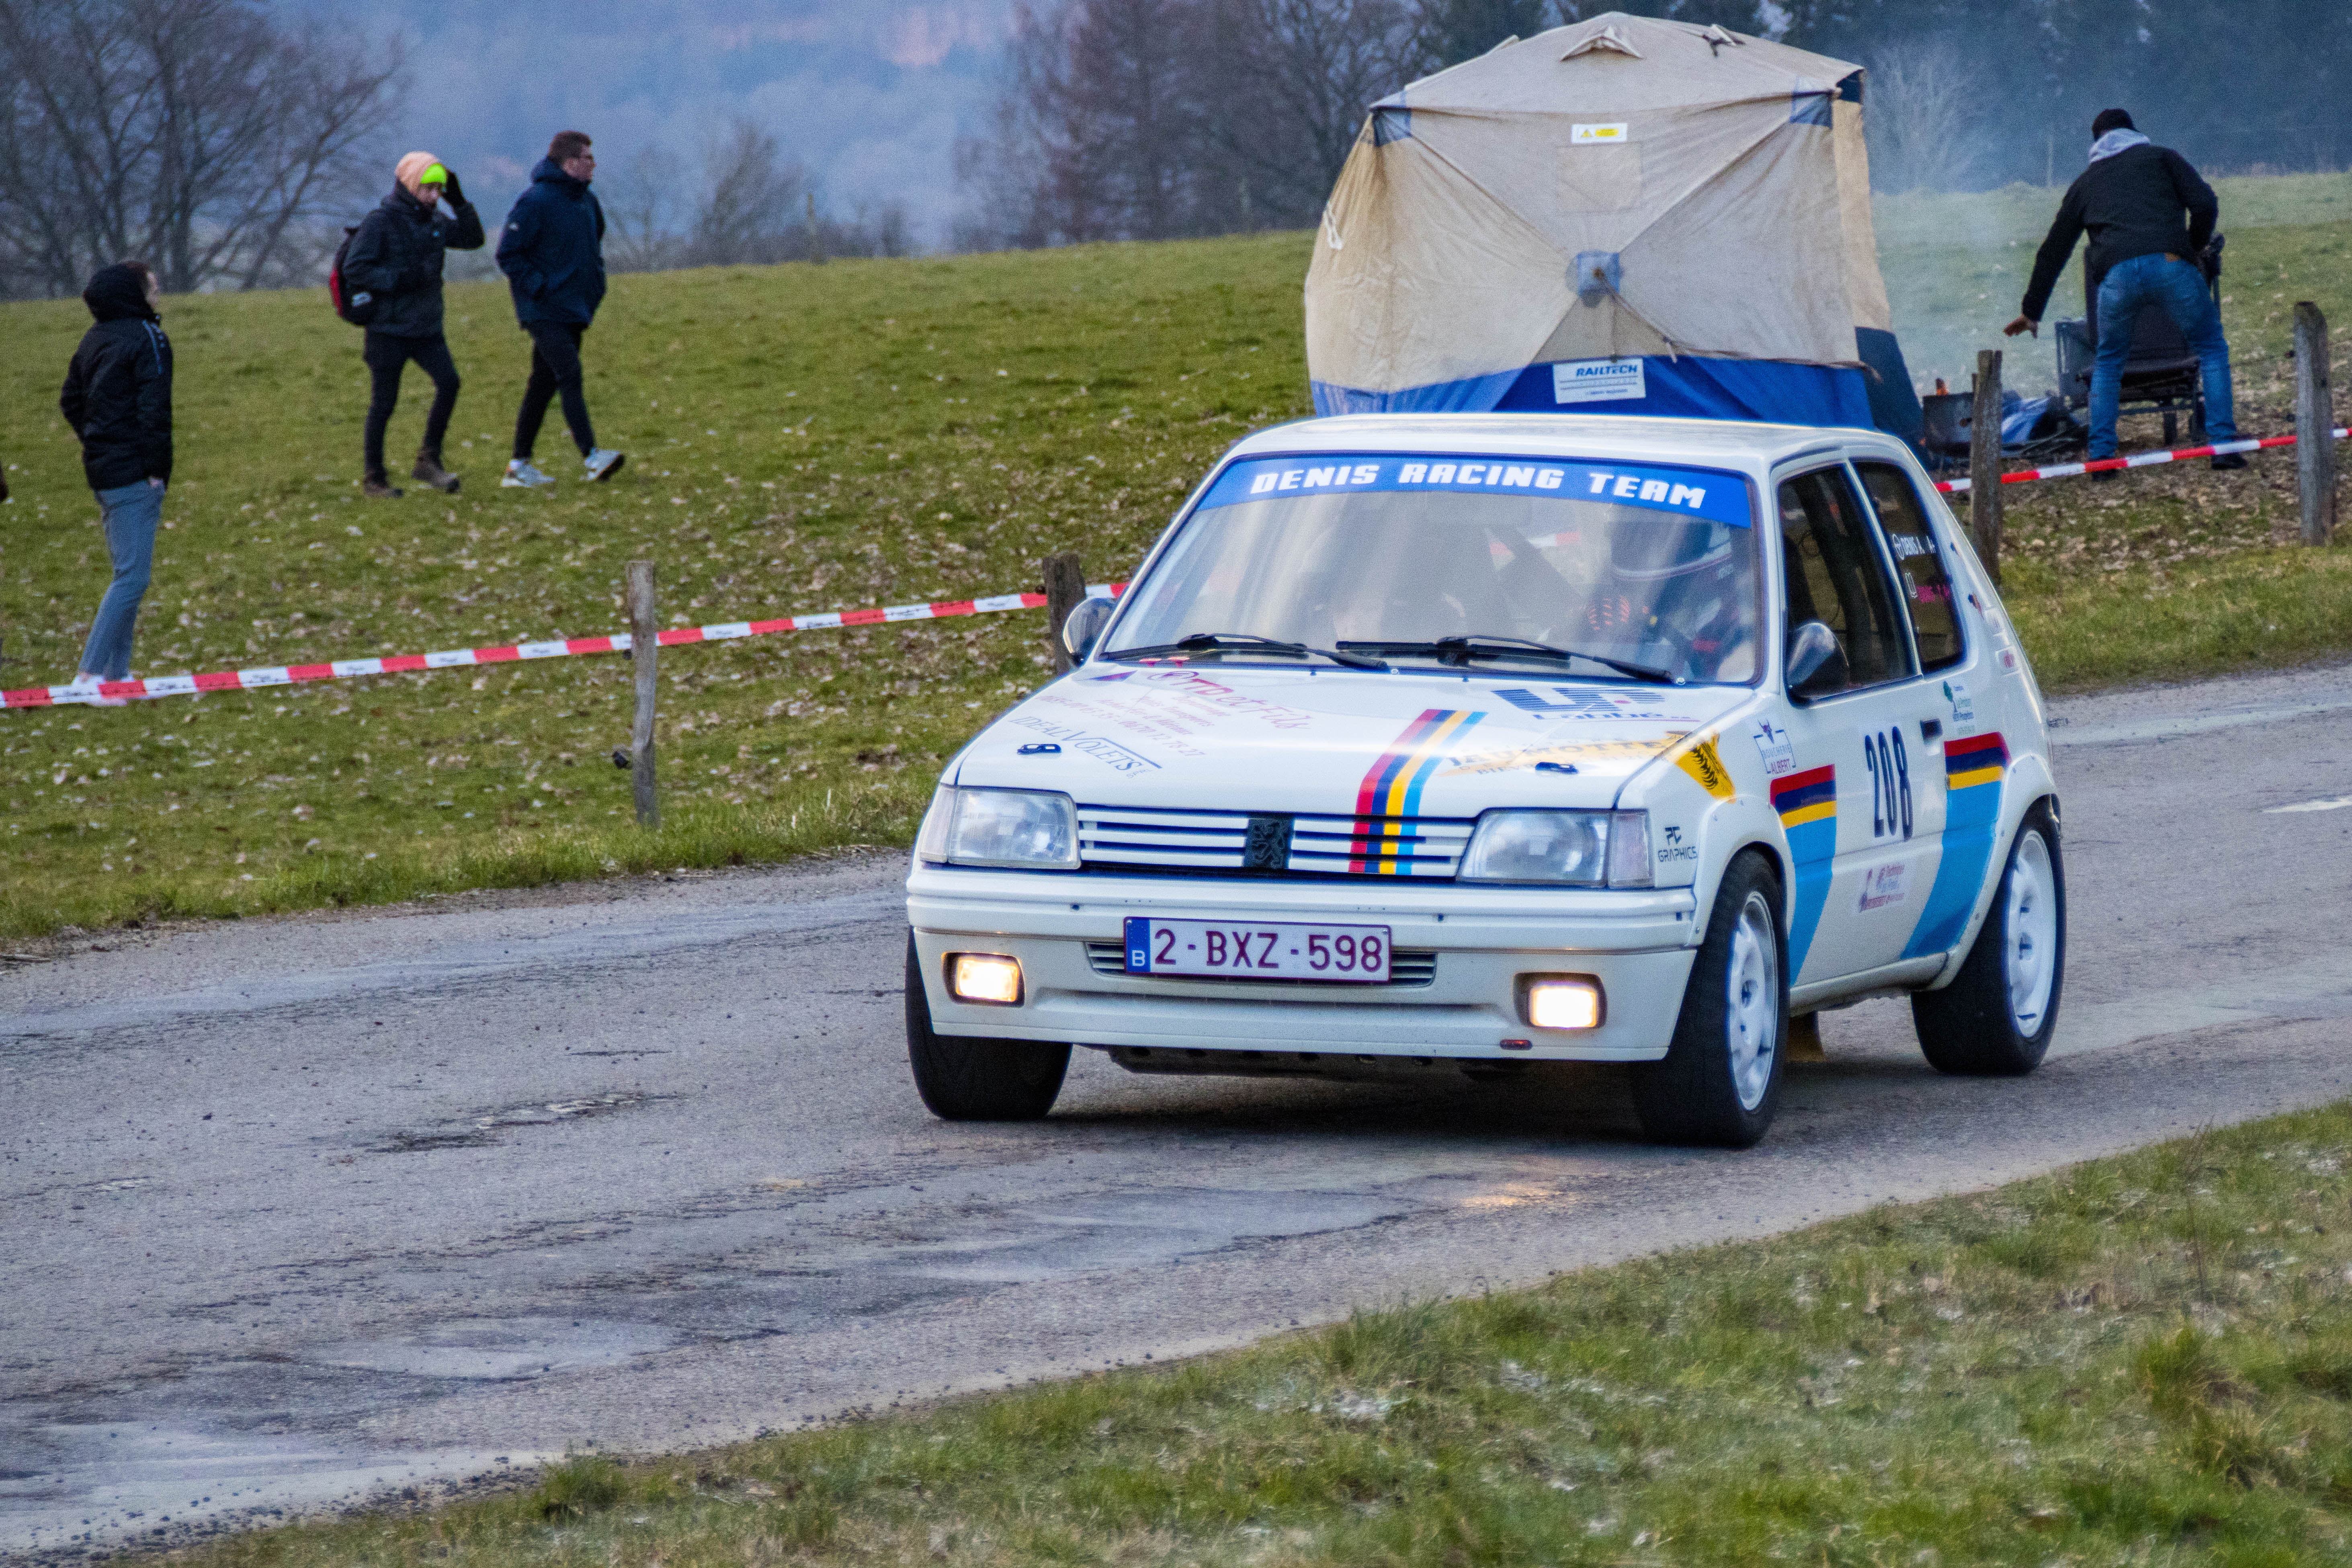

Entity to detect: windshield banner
[1196,453,1751,527]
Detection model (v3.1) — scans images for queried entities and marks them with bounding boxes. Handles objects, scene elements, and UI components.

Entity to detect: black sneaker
[2090,469,2118,483]
[363,476,404,499]
[2211,453,2249,471]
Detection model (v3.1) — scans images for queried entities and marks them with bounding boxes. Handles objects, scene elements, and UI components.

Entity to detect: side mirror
[1784,620,1846,699]
[1060,595,1114,664]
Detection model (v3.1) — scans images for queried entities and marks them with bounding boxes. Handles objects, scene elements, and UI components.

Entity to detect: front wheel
[904,935,1071,1120]
[1912,802,2065,1075]
[1632,851,1787,1148]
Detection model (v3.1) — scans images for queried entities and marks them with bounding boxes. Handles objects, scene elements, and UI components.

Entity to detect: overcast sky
[287,0,1014,245]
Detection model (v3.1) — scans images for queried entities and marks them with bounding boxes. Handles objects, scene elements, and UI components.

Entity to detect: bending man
[2006,109,2243,471]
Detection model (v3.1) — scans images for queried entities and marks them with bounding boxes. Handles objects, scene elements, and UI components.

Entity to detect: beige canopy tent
[1305,12,1920,442]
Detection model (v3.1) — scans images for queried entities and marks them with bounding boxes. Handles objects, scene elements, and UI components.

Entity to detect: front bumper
[906,865,1701,1064]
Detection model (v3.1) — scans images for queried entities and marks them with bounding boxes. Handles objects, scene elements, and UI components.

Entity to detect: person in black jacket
[2006,109,2243,470]
[58,261,172,701]
[495,129,624,487]
[342,151,486,496]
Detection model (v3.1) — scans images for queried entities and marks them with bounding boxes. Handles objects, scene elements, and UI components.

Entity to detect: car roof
[1229,413,1911,472]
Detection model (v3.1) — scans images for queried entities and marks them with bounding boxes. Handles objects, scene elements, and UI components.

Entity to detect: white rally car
[904,415,2063,1146]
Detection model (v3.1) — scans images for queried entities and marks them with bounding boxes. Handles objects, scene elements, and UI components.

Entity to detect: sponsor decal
[1352,709,1484,874]
[1999,648,2018,671]
[1125,669,1318,730]
[1655,823,1699,864]
[1751,719,1795,775]
[1494,686,1697,722]
[1902,731,2010,961]
[1668,732,1735,801]
[1439,735,1681,777]
[1857,859,1912,912]
[1194,454,1751,527]
[1006,715,1162,772]
[1552,358,1647,405]
[1771,764,1838,976]
[1941,678,1975,729]
[1028,689,1210,758]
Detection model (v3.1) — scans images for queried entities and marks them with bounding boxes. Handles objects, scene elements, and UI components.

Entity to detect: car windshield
[1103,453,1763,684]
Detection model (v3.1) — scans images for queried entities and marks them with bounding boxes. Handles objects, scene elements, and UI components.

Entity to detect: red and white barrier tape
[19,420,2340,711]
[1933,426,2348,494]
[4,581,1127,710]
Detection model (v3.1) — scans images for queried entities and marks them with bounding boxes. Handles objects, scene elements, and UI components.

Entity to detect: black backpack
[328,224,378,326]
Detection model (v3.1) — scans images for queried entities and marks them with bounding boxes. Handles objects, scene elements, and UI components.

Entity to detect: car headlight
[1459,809,1651,888]
[916,786,1080,870]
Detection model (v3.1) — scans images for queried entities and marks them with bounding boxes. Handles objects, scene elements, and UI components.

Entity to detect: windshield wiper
[1338,634,1678,685]
[1108,632,1389,670]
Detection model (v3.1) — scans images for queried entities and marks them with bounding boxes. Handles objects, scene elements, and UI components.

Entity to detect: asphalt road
[5,659,2351,1561]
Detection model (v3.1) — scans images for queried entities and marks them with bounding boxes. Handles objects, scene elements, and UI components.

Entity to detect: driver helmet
[1587,519,1744,669]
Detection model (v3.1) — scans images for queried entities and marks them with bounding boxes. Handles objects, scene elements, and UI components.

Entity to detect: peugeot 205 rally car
[903,415,2063,1146]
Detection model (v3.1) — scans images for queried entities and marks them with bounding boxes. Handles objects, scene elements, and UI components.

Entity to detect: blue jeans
[79,480,162,680]
[2089,253,2237,459]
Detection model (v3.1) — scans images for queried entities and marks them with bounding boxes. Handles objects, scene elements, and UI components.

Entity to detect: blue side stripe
[1903,781,2005,958]
[1784,819,1836,976]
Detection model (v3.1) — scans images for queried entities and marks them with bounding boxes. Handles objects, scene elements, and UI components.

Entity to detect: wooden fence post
[1043,552,1086,674]
[1969,348,2004,586]
[626,560,659,828]
[2296,302,2335,546]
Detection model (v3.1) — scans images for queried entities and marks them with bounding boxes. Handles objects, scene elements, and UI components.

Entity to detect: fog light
[1523,976,1603,1031]
[948,952,1023,1006]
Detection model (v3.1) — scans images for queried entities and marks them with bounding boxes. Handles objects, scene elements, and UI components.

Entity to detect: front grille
[1084,941,1437,987]
[1077,805,1473,878]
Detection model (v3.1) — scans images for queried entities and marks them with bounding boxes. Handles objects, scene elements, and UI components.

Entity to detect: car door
[1768,463,1948,989]
[1849,457,2002,963]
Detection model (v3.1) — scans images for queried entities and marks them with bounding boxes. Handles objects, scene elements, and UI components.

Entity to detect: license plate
[1123,916,1392,982]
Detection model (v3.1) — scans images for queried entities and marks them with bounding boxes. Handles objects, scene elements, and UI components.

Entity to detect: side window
[1854,461,1964,673]
[1776,467,1914,694]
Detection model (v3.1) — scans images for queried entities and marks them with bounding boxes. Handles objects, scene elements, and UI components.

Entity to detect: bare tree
[1862,37,1983,194]
[604,143,687,273]
[0,0,400,298]
[1410,0,1551,71]
[975,0,1222,248]
[959,0,1440,250]
[1205,0,1419,229]
[684,117,815,266]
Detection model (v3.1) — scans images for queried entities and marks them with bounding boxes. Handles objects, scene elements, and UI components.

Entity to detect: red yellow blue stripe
[1771,764,1837,828]
[1350,708,1482,874]
[1944,731,2009,791]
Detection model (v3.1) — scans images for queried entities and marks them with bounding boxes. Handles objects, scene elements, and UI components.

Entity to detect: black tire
[1912,802,2065,1076]
[1632,851,1787,1148]
[904,934,1070,1121]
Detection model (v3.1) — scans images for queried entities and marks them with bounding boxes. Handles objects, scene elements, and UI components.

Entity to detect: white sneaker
[503,459,555,488]
[584,448,626,482]
[67,673,125,707]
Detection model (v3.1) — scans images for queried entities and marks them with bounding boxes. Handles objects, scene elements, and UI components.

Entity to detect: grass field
[157,1101,2352,1567]
[2,179,2349,940]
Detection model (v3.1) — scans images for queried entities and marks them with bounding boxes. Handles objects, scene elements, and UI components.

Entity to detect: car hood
[953,664,1757,816]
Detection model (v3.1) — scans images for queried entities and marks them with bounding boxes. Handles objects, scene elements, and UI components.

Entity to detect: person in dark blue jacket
[342,151,486,496]
[58,261,172,702]
[496,130,625,486]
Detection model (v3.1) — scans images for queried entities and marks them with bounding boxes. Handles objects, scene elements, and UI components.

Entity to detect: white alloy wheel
[2004,829,2059,1035]
[1725,890,1780,1111]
